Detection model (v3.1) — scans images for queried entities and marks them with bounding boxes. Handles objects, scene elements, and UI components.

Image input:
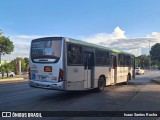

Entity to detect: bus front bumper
[29,80,64,90]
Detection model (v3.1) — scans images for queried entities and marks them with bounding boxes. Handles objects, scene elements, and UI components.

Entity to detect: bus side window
[112,56,117,69]
[88,53,94,69]
[67,44,83,65]
[125,55,131,67]
[95,50,109,66]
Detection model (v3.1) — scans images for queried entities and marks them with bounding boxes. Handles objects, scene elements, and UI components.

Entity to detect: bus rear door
[110,54,117,84]
[84,52,94,89]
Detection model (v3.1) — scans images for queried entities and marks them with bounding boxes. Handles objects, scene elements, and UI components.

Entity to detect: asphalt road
[0,70,160,120]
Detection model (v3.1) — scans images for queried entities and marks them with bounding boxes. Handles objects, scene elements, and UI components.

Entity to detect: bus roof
[65,37,134,56]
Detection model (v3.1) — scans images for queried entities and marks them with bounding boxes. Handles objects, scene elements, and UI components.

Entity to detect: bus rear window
[31,38,62,63]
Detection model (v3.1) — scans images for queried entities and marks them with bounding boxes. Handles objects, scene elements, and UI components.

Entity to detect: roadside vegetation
[0,30,28,79]
[0,30,14,64]
[0,57,29,79]
[136,43,160,69]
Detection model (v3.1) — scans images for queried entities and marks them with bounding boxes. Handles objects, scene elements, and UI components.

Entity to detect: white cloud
[112,26,126,39]
[1,35,47,60]
[81,26,128,50]
[82,26,126,44]
[15,35,43,39]
[147,32,160,39]
[81,27,160,56]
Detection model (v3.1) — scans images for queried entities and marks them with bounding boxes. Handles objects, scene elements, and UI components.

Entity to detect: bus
[29,37,135,91]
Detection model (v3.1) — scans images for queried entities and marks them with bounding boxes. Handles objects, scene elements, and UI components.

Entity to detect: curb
[0,77,29,83]
[151,79,160,84]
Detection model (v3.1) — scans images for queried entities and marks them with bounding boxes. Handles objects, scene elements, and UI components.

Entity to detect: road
[0,70,160,120]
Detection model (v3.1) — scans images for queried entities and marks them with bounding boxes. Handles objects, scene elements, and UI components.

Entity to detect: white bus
[29,37,135,91]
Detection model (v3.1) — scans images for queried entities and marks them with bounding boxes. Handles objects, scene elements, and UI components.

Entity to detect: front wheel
[97,77,105,92]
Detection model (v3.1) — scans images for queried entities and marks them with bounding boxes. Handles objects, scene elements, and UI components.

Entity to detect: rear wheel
[10,74,13,77]
[97,77,105,92]
[126,73,131,85]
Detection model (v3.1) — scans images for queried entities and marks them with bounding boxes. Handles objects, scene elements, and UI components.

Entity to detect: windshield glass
[31,38,62,62]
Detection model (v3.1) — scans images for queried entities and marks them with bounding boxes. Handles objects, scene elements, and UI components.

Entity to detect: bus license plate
[40,77,47,81]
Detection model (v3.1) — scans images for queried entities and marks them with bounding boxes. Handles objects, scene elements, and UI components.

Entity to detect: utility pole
[148,40,151,70]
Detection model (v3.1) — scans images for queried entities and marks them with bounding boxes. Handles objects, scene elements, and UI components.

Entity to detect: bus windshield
[31,38,62,63]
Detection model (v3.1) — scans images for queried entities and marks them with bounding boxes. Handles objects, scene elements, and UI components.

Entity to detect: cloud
[82,26,126,44]
[81,27,160,56]
[15,35,42,39]
[147,32,160,39]
[1,35,45,61]
[81,26,128,50]
[14,34,61,39]
[112,26,126,39]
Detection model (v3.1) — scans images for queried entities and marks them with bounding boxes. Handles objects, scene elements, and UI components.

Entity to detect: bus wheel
[97,77,105,92]
[126,74,131,85]
[127,73,131,81]
[10,74,13,77]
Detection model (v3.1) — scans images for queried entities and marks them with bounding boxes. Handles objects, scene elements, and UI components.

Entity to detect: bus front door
[84,52,94,89]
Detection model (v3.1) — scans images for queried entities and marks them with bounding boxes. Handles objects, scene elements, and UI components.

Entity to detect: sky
[1,0,160,60]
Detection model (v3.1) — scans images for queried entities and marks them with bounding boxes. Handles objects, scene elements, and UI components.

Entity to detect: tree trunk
[0,52,1,64]
[2,72,4,79]
[7,72,8,78]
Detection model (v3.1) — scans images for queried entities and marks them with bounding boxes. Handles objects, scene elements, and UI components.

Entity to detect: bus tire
[97,76,105,92]
[125,73,131,85]
[127,73,131,81]
[10,74,13,77]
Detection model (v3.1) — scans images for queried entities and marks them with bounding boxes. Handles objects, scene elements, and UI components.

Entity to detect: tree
[24,57,29,71]
[3,63,10,77]
[0,62,11,78]
[136,55,149,69]
[0,65,5,78]
[9,57,29,74]
[0,31,14,63]
[150,43,160,61]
